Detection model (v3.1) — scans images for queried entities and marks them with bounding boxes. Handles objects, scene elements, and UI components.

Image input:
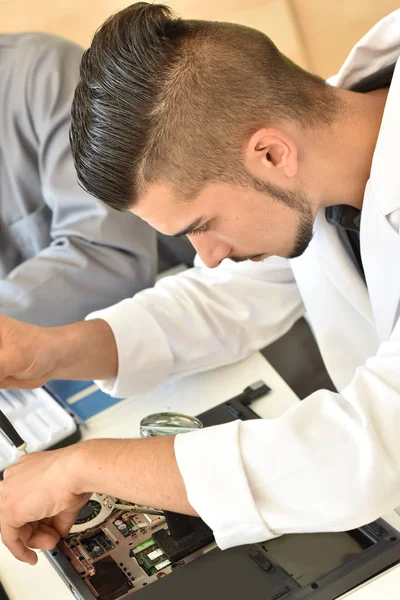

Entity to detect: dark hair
[70,2,341,211]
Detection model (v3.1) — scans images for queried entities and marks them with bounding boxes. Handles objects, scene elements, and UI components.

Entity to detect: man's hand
[0,446,90,565]
[0,437,197,565]
[0,315,118,388]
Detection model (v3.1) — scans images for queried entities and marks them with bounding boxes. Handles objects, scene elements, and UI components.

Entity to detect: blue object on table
[45,380,123,421]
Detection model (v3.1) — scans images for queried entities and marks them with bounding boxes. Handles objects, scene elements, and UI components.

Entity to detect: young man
[0,32,156,326]
[0,5,400,566]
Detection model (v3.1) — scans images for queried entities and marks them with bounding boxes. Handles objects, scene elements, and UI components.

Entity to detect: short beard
[289,208,314,258]
[251,177,314,259]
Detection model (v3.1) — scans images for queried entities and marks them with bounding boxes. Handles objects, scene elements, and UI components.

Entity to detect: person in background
[0,32,156,325]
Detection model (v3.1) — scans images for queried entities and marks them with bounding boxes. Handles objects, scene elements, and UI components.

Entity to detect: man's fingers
[0,522,38,565]
[24,523,60,550]
[0,521,59,564]
[52,507,83,538]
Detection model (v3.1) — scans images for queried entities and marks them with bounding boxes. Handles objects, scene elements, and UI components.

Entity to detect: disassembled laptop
[60,493,215,597]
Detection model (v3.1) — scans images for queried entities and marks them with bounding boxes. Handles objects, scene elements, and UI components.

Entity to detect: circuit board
[59,494,215,599]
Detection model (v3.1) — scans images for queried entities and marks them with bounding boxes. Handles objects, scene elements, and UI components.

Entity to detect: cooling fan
[71,493,116,534]
[70,493,163,534]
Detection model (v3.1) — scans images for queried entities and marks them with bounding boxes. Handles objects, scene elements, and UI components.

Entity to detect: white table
[0,352,399,599]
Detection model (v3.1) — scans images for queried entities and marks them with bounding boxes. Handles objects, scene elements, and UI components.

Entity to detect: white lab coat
[89,10,400,549]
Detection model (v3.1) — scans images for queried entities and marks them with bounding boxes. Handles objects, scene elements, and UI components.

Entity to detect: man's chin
[249,254,267,262]
[229,252,268,263]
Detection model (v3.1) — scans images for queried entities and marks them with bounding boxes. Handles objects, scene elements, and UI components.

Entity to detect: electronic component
[88,556,133,600]
[71,494,115,534]
[81,532,114,558]
[153,513,215,562]
[143,513,162,525]
[75,501,102,526]
[71,494,163,536]
[132,513,164,529]
[113,517,136,538]
[130,541,170,577]
[82,541,103,559]
[131,538,155,555]
[155,559,171,571]
[147,549,163,561]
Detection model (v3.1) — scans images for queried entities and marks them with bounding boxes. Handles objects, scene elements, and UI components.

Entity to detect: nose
[188,235,231,268]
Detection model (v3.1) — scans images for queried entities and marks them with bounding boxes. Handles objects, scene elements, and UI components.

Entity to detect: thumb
[24,523,60,550]
[52,497,90,538]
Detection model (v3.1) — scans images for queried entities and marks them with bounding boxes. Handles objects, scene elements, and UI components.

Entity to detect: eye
[189,223,209,236]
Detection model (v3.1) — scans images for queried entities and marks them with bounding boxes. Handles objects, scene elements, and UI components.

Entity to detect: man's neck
[314,87,389,211]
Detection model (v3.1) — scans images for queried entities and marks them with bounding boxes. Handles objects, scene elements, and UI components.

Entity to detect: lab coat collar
[360,56,400,340]
[368,58,400,216]
[360,183,400,341]
[311,10,400,337]
[348,11,400,340]
[332,9,400,216]
[332,9,400,89]
[311,208,375,327]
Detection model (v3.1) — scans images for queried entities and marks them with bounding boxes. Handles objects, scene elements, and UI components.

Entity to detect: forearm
[72,437,197,516]
[53,319,118,381]
[89,256,304,398]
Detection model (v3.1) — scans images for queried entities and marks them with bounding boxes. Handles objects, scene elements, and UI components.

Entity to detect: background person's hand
[0,315,61,389]
[0,315,118,389]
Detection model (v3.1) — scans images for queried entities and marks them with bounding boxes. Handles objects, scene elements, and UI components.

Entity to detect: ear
[244,127,298,179]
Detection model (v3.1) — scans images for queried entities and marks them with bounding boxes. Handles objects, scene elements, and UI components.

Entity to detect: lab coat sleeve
[87,255,304,396]
[0,34,156,326]
[175,314,400,549]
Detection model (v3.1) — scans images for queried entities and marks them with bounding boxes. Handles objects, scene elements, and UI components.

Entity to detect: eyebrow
[172,217,205,238]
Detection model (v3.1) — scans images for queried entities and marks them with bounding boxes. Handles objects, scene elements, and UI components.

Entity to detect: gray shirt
[0,33,157,326]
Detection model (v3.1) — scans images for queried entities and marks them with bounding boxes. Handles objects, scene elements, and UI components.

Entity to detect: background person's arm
[0,33,156,326]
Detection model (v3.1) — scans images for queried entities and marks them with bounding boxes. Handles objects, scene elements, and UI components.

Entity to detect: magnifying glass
[140,412,203,438]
